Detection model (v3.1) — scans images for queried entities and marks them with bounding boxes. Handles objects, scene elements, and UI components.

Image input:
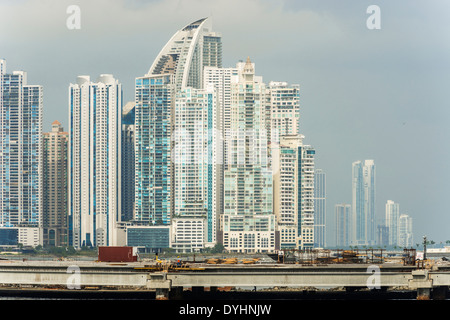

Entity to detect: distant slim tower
[335,204,351,248]
[314,169,326,248]
[398,214,413,248]
[43,121,69,247]
[0,60,43,237]
[69,74,122,248]
[352,160,376,246]
[385,200,400,246]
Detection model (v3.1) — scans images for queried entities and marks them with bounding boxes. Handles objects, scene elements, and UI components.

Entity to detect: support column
[147,272,172,300]
[155,288,170,300]
[408,270,433,300]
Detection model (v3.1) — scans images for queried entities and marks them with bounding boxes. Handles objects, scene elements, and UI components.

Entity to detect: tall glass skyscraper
[69,74,122,248]
[172,85,222,249]
[135,74,174,226]
[134,18,222,251]
[0,59,43,233]
[352,160,376,246]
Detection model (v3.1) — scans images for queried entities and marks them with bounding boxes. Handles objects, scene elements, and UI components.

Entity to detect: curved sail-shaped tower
[147,17,222,91]
[134,18,222,234]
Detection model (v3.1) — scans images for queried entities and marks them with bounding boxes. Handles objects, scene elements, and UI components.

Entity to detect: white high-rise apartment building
[385,200,400,246]
[398,214,413,248]
[0,60,43,245]
[352,160,376,246]
[273,134,315,250]
[69,74,122,248]
[267,81,300,146]
[203,66,238,170]
[172,84,222,251]
[222,58,275,253]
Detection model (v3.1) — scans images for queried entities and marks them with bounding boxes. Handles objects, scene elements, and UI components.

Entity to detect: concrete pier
[0,260,449,300]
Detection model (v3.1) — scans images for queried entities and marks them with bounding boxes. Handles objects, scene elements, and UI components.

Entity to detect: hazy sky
[1,0,449,246]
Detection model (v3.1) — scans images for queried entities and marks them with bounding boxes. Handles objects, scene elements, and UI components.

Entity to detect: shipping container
[98,246,138,262]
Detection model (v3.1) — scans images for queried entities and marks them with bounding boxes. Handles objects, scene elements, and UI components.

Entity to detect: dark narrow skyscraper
[121,102,135,222]
[43,121,68,247]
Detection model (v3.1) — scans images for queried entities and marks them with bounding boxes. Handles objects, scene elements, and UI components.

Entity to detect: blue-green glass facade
[127,226,170,252]
[135,75,173,226]
[0,61,42,229]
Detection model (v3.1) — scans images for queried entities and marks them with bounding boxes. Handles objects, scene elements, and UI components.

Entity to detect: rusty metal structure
[402,248,416,266]
[270,248,387,265]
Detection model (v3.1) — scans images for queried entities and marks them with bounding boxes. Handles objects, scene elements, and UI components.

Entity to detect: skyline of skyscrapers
[0,18,421,251]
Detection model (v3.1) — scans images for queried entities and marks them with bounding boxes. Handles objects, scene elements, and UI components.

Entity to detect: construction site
[173,248,422,267]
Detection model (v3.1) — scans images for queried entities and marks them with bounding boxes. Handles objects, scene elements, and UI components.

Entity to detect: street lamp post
[423,236,427,260]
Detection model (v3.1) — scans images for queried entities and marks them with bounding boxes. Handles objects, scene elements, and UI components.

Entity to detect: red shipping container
[98,246,137,262]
